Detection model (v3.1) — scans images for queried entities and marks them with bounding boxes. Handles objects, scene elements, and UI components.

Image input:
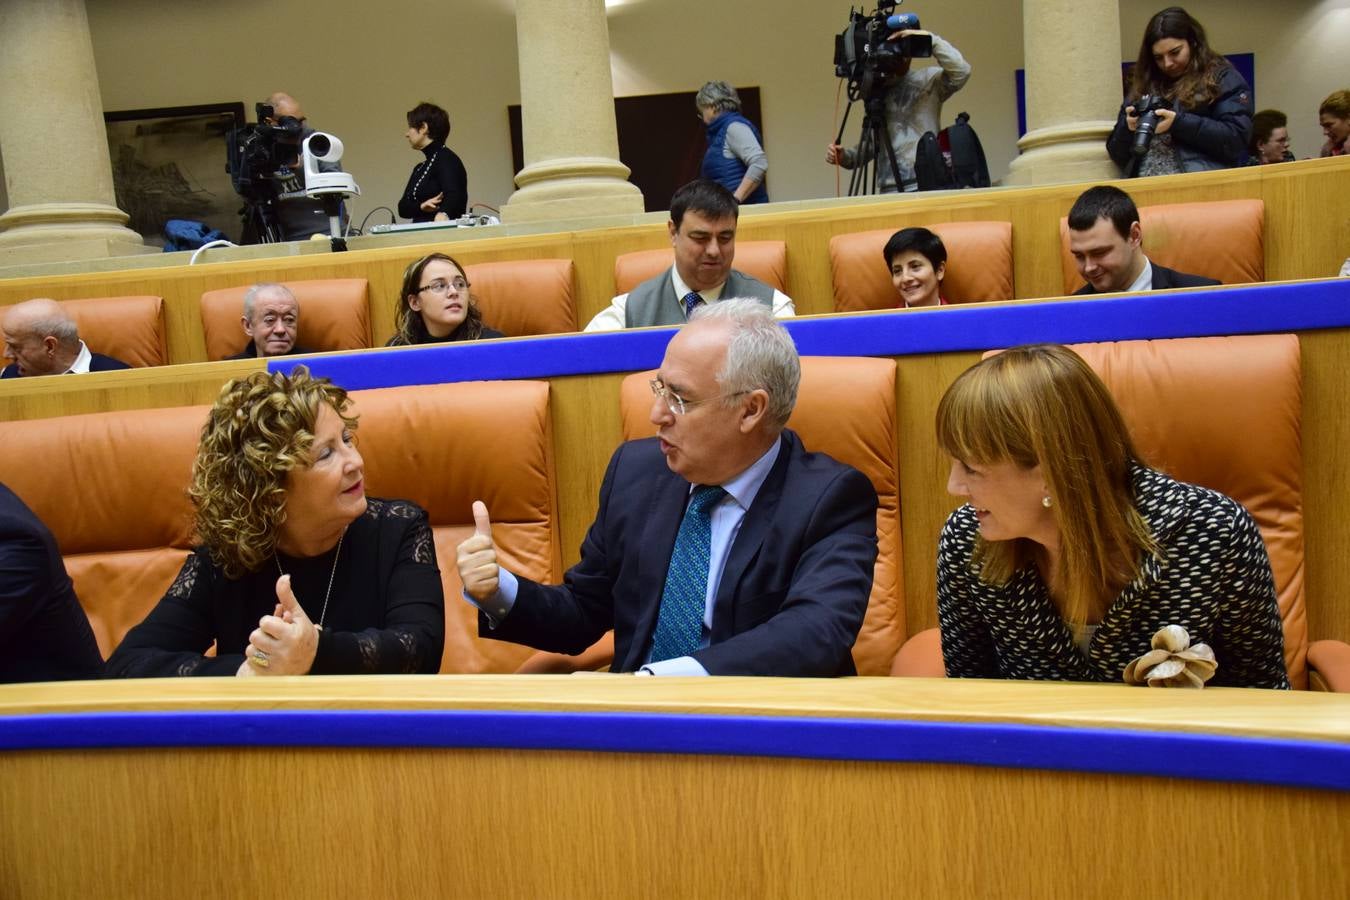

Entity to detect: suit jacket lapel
[710,432,792,642]
[622,468,689,671]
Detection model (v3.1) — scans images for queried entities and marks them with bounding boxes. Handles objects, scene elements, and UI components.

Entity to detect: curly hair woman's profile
[107,366,445,677]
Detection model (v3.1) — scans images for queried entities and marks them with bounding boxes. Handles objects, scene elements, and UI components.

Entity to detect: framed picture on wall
[103,102,245,246]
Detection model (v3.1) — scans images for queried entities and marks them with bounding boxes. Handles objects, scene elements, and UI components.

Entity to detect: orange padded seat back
[0,405,203,657]
[350,380,562,674]
[1059,198,1264,295]
[829,221,1015,312]
[464,259,578,336]
[57,296,168,368]
[1068,335,1305,687]
[618,356,904,674]
[200,278,371,360]
[613,241,787,295]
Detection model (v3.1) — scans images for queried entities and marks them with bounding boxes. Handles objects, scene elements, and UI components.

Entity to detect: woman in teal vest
[696,82,769,205]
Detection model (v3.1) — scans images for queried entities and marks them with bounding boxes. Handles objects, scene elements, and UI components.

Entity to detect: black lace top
[106,499,444,677]
[937,465,1290,689]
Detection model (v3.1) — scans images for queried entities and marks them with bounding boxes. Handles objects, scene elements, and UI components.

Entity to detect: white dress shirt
[583,266,795,332]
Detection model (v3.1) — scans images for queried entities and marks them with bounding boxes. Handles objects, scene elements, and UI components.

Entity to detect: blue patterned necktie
[682,291,703,318]
[649,484,726,663]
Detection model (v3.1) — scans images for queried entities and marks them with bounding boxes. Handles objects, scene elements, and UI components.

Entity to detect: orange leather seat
[892,333,1348,691]
[519,356,903,675]
[829,221,1015,312]
[1058,198,1264,295]
[1,296,168,370]
[199,279,371,360]
[0,380,561,673]
[613,241,787,295]
[464,259,578,336]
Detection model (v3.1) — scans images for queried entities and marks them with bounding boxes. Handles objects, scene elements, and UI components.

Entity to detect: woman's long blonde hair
[190,366,358,578]
[936,345,1157,626]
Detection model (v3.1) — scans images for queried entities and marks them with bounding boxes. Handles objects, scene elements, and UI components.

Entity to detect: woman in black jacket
[1106,7,1252,176]
[398,101,468,222]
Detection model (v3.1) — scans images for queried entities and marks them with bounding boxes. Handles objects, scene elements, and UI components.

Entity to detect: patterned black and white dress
[936,464,1289,689]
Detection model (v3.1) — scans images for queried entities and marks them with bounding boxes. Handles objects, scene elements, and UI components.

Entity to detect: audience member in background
[825,29,971,193]
[0,482,104,683]
[1,298,130,378]
[261,92,345,242]
[1247,109,1294,164]
[1319,89,1350,157]
[934,344,1288,688]
[1067,185,1219,294]
[459,300,877,675]
[388,253,504,346]
[585,179,794,332]
[106,367,445,677]
[1107,7,1252,176]
[227,283,311,359]
[696,81,768,204]
[398,101,469,223]
[884,227,948,308]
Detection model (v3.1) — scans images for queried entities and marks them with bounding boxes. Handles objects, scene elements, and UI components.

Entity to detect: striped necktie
[648,484,726,663]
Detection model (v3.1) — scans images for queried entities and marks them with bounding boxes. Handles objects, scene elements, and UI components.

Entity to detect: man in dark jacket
[1067,185,1219,295]
[1,298,130,378]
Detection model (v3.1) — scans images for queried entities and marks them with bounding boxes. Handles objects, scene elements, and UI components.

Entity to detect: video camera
[227,103,305,201]
[834,1,932,100]
[1129,94,1171,158]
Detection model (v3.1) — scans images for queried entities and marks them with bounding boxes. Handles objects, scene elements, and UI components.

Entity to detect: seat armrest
[1307,640,1350,692]
[890,627,945,677]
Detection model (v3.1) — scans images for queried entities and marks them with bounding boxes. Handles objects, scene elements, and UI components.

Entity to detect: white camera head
[302,132,360,198]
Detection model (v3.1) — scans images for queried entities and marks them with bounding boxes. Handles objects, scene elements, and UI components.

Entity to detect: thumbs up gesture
[244,575,319,675]
[456,500,500,602]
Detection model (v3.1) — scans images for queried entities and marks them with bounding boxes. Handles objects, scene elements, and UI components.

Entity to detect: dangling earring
[1042,496,1053,508]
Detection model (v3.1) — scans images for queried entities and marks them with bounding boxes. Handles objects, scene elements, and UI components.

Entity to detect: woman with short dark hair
[1107,7,1253,176]
[882,227,947,308]
[107,367,446,677]
[398,101,468,222]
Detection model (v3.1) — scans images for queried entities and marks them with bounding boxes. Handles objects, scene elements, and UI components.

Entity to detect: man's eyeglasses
[417,277,468,295]
[650,378,747,416]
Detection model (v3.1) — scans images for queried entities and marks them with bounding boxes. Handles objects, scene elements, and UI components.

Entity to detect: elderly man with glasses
[457,299,878,676]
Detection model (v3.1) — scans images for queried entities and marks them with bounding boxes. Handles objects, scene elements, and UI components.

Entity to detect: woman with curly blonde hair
[107,367,444,677]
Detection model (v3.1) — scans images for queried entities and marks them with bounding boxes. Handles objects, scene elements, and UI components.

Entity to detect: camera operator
[1106,7,1252,177]
[825,28,970,193]
[261,91,345,242]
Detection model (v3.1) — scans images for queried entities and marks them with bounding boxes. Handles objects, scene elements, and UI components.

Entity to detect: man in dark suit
[1,298,131,378]
[0,482,103,682]
[458,300,878,676]
[1067,185,1220,295]
[225,283,312,359]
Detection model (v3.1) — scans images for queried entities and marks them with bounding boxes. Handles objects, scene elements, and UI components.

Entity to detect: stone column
[502,0,644,223]
[0,0,147,263]
[1004,0,1123,185]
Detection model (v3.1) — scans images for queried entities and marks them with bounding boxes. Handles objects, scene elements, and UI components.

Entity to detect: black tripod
[837,92,905,196]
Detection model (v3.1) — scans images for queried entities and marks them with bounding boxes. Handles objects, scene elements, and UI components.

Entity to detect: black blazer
[1,352,130,378]
[483,430,879,676]
[1073,262,1220,296]
[0,482,103,682]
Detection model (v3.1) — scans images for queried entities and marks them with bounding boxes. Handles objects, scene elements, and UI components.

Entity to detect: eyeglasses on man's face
[417,277,468,295]
[649,378,747,416]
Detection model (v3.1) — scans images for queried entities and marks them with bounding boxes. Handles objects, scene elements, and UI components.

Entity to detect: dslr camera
[1130,94,1171,157]
[834,1,932,99]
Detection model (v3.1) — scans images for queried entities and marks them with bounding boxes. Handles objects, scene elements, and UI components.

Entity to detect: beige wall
[0,0,1337,230]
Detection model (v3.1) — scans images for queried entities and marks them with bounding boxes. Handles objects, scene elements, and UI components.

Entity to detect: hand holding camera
[1126,95,1177,157]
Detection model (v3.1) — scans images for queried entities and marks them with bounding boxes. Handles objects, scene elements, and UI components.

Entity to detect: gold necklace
[274,529,345,629]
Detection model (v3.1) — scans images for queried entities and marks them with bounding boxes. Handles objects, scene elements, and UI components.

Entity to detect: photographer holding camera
[1107,7,1252,178]
[825,24,970,193]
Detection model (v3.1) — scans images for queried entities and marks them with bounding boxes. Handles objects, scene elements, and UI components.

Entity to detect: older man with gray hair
[227,283,311,359]
[696,81,769,204]
[458,299,878,676]
[1,299,130,378]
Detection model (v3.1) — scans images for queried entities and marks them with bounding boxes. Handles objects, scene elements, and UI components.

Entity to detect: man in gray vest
[584,179,794,332]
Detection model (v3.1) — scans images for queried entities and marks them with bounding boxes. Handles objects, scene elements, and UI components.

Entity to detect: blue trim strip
[274,279,1350,392]
[4,710,1346,792]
